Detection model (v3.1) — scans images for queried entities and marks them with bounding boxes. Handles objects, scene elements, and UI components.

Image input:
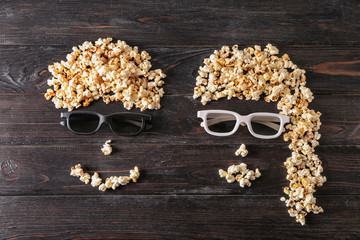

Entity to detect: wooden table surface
[0,1,359,239]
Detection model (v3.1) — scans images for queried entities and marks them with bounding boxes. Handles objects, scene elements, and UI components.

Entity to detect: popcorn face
[195,44,325,225]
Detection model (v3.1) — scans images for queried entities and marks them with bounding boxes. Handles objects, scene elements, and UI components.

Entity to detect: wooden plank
[0,0,359,46]
[0,144,358,196]
[0,195,359,239]
[0,45,359,94]
[0,1,358,238]
[0,94,359,145]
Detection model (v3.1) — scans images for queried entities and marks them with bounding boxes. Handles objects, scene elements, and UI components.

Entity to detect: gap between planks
[0,91,356,96]
[0,143,358,147]
[0,44,360,48]
[0,194,357,198]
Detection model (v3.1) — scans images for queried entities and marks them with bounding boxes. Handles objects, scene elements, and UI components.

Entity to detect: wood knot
[310,60,360,76]
[38,174,50,183]
[137,16,182,25]
[39,69,48,76]
[1,159,19,180]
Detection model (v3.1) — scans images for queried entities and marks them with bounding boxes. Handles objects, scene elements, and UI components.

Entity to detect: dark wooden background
[0,0,359,239]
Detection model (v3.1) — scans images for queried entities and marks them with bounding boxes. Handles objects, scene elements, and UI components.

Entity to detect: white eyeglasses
[197,110,290,139]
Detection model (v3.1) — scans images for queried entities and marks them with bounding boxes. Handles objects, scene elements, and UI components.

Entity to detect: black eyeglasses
[60,111,152,136]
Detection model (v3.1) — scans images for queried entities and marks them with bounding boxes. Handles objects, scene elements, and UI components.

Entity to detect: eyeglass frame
[60,111,152,136]
[197,110,290,139]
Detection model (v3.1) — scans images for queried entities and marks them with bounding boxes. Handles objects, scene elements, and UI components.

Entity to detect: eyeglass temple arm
[204,115,285,132]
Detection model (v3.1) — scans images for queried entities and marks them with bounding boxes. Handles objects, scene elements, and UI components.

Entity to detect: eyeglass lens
[69,113,100,133]
[111,115,143,135]
[207,113,236,133]
[250,115,281,136]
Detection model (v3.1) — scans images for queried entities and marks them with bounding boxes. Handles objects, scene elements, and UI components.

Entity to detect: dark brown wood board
[0,195,359,239]
[0,0,359,239]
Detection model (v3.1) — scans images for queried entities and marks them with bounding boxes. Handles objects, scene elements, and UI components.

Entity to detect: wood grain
[0,46,360,94]
[310,60,360,77]
[0,144,358,196]
[0,0,359,238]
[0,195,359,239]
[0,0,359,46]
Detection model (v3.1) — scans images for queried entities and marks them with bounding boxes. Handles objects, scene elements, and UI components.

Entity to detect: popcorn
[105,176,119,190]
[238,178,245,188]
[98,183,107,192]
[70,164,140,192]
[45,38,166,112]
[101,140,112,155]
[79,173,91,184]
[235,144,248,157]
[219,163,261,188]
[129,166,140,182]
[196,44,325,225]
[218,169,227,178]
[119,176,131,185]
[225,174,235,183]
[70,164,84,177]
[70,164,89,184]
[227,164,240,174]
[254,168,261,178]
[238,163,248,174]
[91,172,102,187]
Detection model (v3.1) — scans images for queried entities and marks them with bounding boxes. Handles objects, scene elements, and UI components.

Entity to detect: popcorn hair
[45,38,166,111]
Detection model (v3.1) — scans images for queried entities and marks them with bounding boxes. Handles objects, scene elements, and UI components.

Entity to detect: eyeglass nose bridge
[239,120,247,126]
[97,115,112,130]
[101,115,111,123]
